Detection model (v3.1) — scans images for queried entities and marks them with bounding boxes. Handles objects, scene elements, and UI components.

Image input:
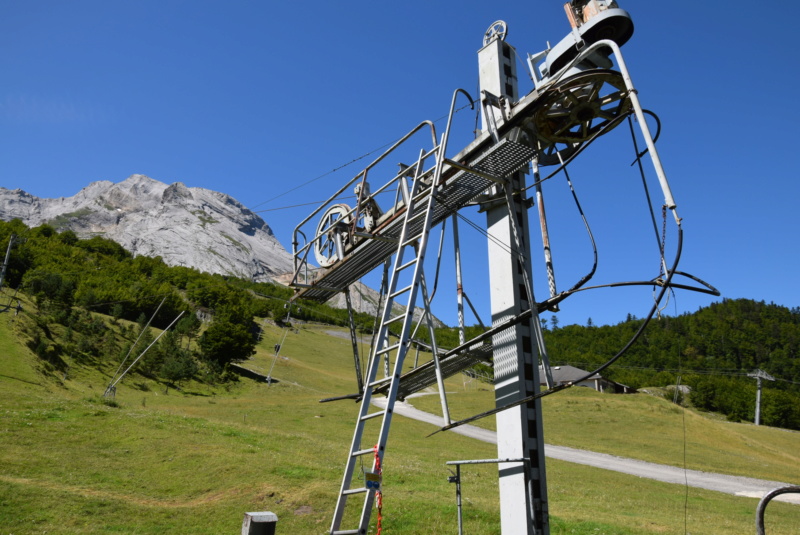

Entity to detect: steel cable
[429,222,685,436]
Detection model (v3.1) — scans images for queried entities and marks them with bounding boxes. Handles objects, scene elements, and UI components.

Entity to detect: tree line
[0,219,374,388]
[420,300,800,429]
[539,299,800,429]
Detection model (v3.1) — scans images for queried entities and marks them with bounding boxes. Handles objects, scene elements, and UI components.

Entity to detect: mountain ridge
[0,175,440,324]
[0,174,293,283]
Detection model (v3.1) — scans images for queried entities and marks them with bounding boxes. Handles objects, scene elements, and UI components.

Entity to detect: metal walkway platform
[373,341,493,400]
[293,139,535,303]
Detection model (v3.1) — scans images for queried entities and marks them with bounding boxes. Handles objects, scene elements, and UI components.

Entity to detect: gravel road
[372,397,800,505]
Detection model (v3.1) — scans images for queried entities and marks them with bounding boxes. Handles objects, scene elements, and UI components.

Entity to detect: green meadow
[1,314,799,534]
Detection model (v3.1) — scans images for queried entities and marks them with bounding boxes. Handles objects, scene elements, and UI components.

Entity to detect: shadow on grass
[0,373,42,386]
[180,390,213,397]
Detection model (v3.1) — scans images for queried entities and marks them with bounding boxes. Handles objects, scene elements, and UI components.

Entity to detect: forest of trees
[0,219,375,387]
[540,300,800,429]
[2,218,799,429]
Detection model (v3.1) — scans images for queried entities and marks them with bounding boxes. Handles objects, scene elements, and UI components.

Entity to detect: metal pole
[344,288,364,393]
[0,234,14,291]
[418,268,452,426]
[598,39,678,220]
[479,28,549,535]
[455,465,463,535]
[755,375,762,426]
[533,159,558,304]
[756,486,800,535]
[748,369,775,426]
[447,458,531,534]
[452,215,466,346]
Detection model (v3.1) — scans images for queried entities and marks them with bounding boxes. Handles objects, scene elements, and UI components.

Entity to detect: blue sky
[2,1,798,328]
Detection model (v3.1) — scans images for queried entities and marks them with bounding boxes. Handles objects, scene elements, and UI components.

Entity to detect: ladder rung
[384,314,404,326]
[332,529,361,535]
[352,447,376,457]
[368,376,392,388]
[390,284,413,299]
[405,209,428,224]
[342,487,369,496]
[396,257,418,273]
[361,410,385,421]
[402,235,422,247]
[376,342,400,356]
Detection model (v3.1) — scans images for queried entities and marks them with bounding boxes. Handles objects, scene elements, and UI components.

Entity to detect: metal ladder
[329,149,444,535]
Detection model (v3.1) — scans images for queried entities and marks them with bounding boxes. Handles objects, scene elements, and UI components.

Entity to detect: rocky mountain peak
[0,175,293,283]
[162,182,193,204]
[0,175,437,322]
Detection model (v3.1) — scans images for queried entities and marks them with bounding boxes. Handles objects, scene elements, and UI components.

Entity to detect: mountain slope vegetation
[540,299,800,428]
[0,219,378,389]
[2,303,800,533]
[3,217,800,430]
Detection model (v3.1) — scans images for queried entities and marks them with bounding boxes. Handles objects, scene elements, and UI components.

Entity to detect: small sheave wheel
[483,20,507,46]
[314,203,351,268]
[534,69,631,145]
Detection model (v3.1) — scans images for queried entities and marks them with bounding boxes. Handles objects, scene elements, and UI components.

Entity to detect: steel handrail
[291,120,438,282]
[550,38,678,216]
[755,486,800,535]
[290,154,438,287]
[290,148,439,287]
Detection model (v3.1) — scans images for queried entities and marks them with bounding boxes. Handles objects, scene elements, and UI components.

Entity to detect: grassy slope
[1,312,799,534]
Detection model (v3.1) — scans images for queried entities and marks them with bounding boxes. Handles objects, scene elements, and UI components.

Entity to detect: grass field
[1,311,799,534]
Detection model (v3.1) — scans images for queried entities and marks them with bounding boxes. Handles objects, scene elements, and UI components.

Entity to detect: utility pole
[0,234,15,291]
[747,369,775,426]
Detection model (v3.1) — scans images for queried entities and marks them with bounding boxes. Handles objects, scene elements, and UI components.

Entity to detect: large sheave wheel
[314,204,351,267]
[534,69,630,145]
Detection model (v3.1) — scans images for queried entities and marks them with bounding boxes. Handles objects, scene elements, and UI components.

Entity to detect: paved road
[372,398,800,505]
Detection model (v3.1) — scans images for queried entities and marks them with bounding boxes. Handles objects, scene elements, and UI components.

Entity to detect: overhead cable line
[428,106,679,436]
[522,109,661,194]
[250,102,474,210]
[104,311,185,396]
[429,222,686,436]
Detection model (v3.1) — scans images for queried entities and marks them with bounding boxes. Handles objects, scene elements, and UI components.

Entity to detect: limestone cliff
[0,174,293,282]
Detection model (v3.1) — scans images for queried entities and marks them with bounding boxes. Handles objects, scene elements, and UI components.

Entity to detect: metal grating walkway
[294,139,535,303]
[373,342,493,400]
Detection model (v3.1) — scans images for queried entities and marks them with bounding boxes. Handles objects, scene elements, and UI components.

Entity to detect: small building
[539,364,635,394]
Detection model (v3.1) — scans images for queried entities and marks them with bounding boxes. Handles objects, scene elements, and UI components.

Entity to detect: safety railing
[755,486,800,535]
[290,120,439,288]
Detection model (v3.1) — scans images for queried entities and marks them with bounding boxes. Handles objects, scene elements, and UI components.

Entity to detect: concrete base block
[242,512,278,535]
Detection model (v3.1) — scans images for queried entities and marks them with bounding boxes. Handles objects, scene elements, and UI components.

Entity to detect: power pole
[0,234,15,291]
[747,369,775,426]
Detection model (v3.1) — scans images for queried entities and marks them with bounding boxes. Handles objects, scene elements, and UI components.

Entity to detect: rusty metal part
[534,69,630,144]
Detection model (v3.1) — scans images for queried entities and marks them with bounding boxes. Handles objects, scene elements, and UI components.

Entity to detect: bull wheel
[314,204,351,268]
[534,70,631,145]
